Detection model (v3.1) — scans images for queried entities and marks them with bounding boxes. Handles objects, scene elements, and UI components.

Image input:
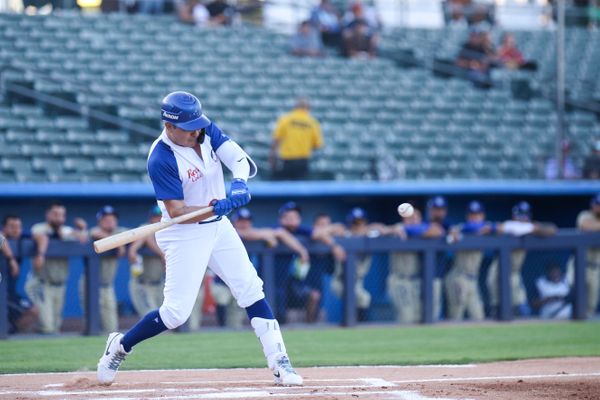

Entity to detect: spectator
[127,206,165,317]
[331,207,403,321]
[206,0,236,26]
[342,19,378,59]
[544,140,581,180]
[582,139,600,179]
[138,0,165,14]
[486,201,557,317]
[177,0,210,26]
[497,33,537,70]
[213,207,310,327]
[270,98,323,180]
[387,208,444,323]
[309,0,342,47]
[290,21,324,58]
[455,29,494,88]
[2,215,39,334]
[277,202,345,323]
[83,206,127,333]
[570,193,600,317]
[426,195,451,320]
[534,264,572,319]
[26,202,88,334]
[342,0,381,33]
[445,201,495,321]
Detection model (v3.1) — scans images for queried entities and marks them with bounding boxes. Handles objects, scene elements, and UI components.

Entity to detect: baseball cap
[96,205,118,220]
[149,205,162,217]
[467,200,485,214]
[279,201,301,216]
[427,196,447,209]
[347,207,368,225]
[233,207,252,221]
[591,193,600,206]
[512,201,531,218]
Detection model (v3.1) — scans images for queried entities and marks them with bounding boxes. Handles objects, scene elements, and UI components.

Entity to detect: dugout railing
[1,229,599,339]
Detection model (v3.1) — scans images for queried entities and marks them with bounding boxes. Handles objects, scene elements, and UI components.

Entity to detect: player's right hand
[211,199,234,217]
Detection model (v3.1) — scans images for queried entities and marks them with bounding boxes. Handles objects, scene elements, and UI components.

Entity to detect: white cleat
[272,353,303,386]
[97,332,130,385]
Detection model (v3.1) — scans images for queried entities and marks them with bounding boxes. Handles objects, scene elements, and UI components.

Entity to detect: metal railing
[1,229,599,339]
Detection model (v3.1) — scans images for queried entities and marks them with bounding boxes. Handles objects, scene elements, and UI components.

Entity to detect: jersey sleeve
[31,223,49,236]
[147,141,184,201]
[205,123,231,152]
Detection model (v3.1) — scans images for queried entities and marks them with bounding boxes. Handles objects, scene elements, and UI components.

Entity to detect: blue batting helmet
[161,91,211,131]
[467,200,485,214]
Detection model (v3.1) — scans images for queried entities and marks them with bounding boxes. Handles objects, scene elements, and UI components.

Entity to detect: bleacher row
[380,27,600,105]
[0,13,599,182]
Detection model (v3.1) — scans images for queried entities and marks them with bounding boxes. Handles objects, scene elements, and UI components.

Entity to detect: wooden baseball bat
[93,206,214,254]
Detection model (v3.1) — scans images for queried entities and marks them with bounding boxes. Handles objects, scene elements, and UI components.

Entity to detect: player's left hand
[228,178,251,208]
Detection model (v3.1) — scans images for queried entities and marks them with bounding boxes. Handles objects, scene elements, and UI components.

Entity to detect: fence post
[573,245,587,320]
[84,252,101,336]
[342,251,357,327]
[261,249,276,309]
[422,249,435,324]
[0,255,8,339]
[498,246,512,321]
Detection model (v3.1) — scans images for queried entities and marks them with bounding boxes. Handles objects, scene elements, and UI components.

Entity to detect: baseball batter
[97,91,303,386]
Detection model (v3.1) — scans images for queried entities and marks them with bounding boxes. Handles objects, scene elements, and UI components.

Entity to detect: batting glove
[228,178,251,208]
[210,198,233,217]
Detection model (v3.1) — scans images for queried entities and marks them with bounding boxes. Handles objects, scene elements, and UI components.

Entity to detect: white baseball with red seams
[397,203,414,218]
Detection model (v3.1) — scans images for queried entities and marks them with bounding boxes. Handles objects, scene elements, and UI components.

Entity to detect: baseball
[397,203,414,217]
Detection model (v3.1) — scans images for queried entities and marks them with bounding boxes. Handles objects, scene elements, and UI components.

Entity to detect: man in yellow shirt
[270,98,323,180]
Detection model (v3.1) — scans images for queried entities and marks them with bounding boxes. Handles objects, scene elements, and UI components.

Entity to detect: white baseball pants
[155,217,264,329]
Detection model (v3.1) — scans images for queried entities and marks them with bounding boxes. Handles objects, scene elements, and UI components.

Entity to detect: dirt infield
[1,357,599,399]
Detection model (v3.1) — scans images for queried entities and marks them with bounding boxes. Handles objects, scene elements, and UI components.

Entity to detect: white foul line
[391,371,600,384]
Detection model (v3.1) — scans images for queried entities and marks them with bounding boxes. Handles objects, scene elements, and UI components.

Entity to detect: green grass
[1,321,599,374]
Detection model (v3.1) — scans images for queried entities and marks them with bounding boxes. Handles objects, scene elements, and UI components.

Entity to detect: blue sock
[246,298,275,320]
[121,309,168,352]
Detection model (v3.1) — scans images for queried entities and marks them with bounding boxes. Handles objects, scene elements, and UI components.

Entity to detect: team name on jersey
[162,111,179,120]
[187,167,202,182]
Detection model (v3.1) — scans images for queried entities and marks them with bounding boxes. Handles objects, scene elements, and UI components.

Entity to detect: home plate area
[1,358,599,400]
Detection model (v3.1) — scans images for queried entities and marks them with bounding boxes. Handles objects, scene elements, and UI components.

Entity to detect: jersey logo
[187,167,203,182]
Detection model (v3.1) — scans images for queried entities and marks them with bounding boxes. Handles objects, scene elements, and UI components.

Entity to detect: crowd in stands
[455,27,538,89]
[290,0,381,59]
[3,194,600,335]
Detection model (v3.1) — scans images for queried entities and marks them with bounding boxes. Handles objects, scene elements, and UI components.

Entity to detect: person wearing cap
[582,139,600,180]
[426,195,452,320]
[486,201,556,317]
[269,98,323,180]
[277,201,345,323]
[445,201,496,321]
[571,193,600,317]
[127,206,166,318]
[388,208,444,324]
[81,206,128,333]
[26,202,88,334]
[331,207,403,321]
[210,208,310,327]
[97,91,304,387]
